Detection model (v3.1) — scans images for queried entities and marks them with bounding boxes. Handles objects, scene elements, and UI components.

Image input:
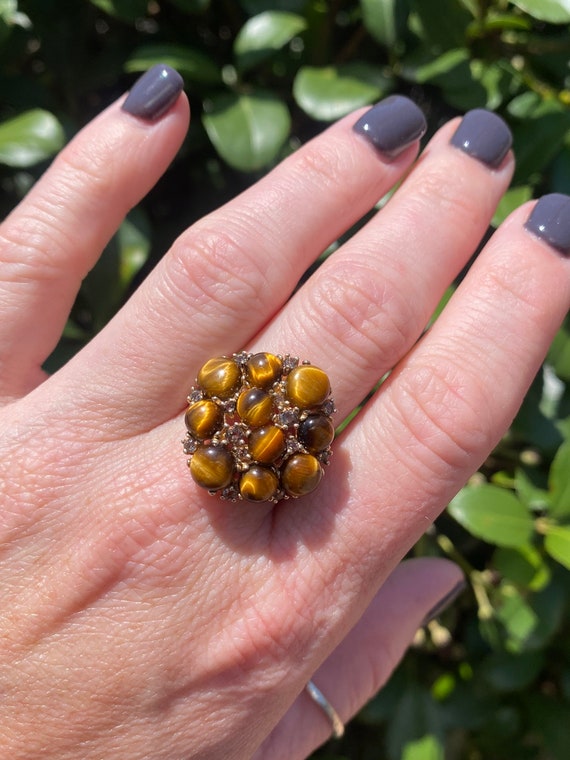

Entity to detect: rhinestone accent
[183,437,199,454]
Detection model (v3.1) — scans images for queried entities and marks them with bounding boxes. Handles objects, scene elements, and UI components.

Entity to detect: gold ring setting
[183,351,335,503]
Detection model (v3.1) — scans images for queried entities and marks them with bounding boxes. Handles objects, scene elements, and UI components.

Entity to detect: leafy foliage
[1,1,570,758]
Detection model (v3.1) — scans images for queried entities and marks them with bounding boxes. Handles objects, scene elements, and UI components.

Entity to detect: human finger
[250,110,513,417]
[0,65,187,399]
[254,558,464,759]
[51,96,427,432]
[319,196,570,586]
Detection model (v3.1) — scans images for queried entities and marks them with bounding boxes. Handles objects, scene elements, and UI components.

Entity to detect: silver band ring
[305,680,345,739]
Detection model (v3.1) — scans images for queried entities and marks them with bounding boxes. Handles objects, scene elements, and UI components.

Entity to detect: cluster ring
[183,351,335,503]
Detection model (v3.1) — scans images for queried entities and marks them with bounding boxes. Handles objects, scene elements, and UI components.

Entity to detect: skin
[0,89,569,760]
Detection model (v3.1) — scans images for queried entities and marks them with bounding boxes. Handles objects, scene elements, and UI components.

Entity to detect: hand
[1,66,569,760]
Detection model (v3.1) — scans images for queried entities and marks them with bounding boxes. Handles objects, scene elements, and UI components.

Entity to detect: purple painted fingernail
[525,193,570,256]
[421,579,466,626]
[353,95,427,159]
[122,64,184,121]
[450,109,512,168]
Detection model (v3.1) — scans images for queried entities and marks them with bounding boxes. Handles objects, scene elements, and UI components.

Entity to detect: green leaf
[202,91,290,171]
[492,186,533,227]
[510,0,570,24]
[548,314,570,382]
[527,695,570,760]
[512,105,570,185]
[551,145,570,196]
[81,210,150,330]
[407,48,470,83]
[357,668,405,726]
[468,11,532,33]
[0,109,65,167]
[511,369,563,454]
[496,584,540,651]
[507,91,542,119]
[116,208,151,289]
[514,465,550,513]
[494,545,551,591]
[545,525,570,569]
[525,577,566,649]
[448,485,534,547]
[402,735,444,760]
[361,0,407,49]
[386,684,444,760]
[126,44,221,84]
[404,48,512,110]
[89,0,148,21]
[482,650,543,691]
[293,63,393,122]
[0,0,30,27]
[548,441,570,517]
[234,11,307,71]
[409,0,472,49]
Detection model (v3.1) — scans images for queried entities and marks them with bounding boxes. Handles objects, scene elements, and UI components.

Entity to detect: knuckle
[291,135,360,199]
[388,356,493,485]
[308,258,416,369]
[403,164,482,242]
[165,224,270,333]
[0,210,78,283]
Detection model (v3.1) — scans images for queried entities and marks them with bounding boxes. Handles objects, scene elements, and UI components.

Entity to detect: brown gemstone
[248,425,286,464]
[184,399,223,440]
[281,453,323,497]
[197,357,241,399]
[246,352,283,388]
[298,414,335,452]
[189,444,235,490]
[286,365,330,409]
[239,465,279,502]
[236,387,274,427]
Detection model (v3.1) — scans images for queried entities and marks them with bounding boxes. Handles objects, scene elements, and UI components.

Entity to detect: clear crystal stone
[321,399,335,416]
[276,409,299,427]
[281,355,299,373]
[182,437,198,454]
[226,424,246,444]
[188,389,203,402]
[286,438,304,455]
[233,351,249,366]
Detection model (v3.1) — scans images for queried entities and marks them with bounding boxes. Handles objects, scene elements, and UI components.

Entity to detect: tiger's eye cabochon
[184,352,334,503]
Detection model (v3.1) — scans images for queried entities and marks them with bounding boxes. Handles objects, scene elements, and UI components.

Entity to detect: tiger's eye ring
[183,351,335,503]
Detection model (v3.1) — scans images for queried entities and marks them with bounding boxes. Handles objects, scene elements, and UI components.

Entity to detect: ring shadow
[201,442,352,563]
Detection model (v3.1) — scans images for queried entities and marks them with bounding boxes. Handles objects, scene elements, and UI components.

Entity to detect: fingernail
[421,579,466,626]
[353,95,427,159]
[525,193,570,256]
[450,109,512,168]
[122,64,184,121]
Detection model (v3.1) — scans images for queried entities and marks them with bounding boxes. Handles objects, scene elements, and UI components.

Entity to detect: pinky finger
[254,558,465,760]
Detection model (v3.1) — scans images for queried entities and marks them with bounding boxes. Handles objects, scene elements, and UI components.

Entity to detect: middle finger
[252,110,513,413]
[47,97,426,431]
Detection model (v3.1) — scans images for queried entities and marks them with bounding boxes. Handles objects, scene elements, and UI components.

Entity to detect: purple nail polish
[450,109,512,168]
[122,64,184,121]
[525,193,570,256]
[421,579,466,626]
[353,95,427,159]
